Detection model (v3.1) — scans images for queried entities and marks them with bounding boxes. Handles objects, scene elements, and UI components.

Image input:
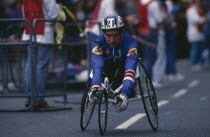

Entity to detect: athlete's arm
[121,41,139,97]
[91,42,104,88]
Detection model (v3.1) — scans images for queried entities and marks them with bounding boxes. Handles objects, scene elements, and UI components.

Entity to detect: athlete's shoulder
[123,32,138,45]
[92,34,106,46]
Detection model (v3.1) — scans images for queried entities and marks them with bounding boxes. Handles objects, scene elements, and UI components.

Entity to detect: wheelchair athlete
[89,15,140,111]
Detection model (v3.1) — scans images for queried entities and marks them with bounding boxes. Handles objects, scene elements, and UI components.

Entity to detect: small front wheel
[98,89,108,136]
[80,78,96,131]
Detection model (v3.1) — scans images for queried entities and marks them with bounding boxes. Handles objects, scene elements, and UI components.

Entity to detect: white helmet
[101,15,124,31]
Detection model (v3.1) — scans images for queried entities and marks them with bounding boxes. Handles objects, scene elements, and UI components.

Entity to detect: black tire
[138,62,158,131]
[98,89,108,136]
[80,78,96,131]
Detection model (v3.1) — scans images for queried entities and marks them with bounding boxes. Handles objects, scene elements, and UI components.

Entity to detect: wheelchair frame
[80,58,158,135]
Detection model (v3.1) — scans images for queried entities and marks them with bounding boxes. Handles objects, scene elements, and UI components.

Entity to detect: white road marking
[115,113,146,129]
[115,80,200,129]
[158,100,169,107]
[171,88,188,99]
[115,100,169,129]
[188,80,199,89]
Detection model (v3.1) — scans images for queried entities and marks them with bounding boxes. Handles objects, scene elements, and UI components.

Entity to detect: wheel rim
[142,90,158,129]
[82,96,96,129]
[139,64,158,130]
[98,92,108,135]
[80,78,96,130]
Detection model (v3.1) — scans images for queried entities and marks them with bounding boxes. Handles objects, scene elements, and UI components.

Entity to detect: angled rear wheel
[138,61,158,131]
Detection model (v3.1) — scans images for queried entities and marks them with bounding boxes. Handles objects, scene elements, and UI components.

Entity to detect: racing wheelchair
[80,58,158,135]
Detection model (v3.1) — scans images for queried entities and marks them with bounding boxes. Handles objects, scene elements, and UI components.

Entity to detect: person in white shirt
[186,0,206,71]
[164,0,184,82]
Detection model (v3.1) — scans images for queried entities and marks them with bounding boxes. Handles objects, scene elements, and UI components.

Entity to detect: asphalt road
[0,59,210,137]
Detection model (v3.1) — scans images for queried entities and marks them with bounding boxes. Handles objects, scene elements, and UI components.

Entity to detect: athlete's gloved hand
[88,87,100,103]
[115,94,128,111]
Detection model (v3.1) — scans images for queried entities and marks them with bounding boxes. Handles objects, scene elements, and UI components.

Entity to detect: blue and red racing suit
[91,32,140,98]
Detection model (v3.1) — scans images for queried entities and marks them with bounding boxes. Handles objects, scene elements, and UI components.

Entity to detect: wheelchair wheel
[138,62,158,131]
[80,78,96,131]
[98,89,108,136]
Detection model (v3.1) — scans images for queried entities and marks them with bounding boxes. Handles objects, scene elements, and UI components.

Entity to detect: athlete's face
[104,30,123,48]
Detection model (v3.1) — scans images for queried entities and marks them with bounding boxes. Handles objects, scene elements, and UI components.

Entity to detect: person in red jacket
[22,0,59,108]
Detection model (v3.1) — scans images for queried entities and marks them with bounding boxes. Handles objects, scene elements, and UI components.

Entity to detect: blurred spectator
[75,1,86,23]
[60,1,83,42]
[8,1,22,18]
[175,0,190,59]
[56,0,78,6]
[0,0,9,18]
[199,0,210,68]
[0,0,9,39]
[136,0,163,77]
[83,0,96,20]
[186,0,207,71]
[119,0,140,35]
[22,0,60,108]
[152,0,166,88]
[164,0,184,81]
[7,1,23,40]
[152,28,166,88]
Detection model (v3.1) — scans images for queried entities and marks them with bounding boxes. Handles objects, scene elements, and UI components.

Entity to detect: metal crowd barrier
[0,19,31,93]
[0,18,88,112]
[33,19,88,105]
[0,18,35,112]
